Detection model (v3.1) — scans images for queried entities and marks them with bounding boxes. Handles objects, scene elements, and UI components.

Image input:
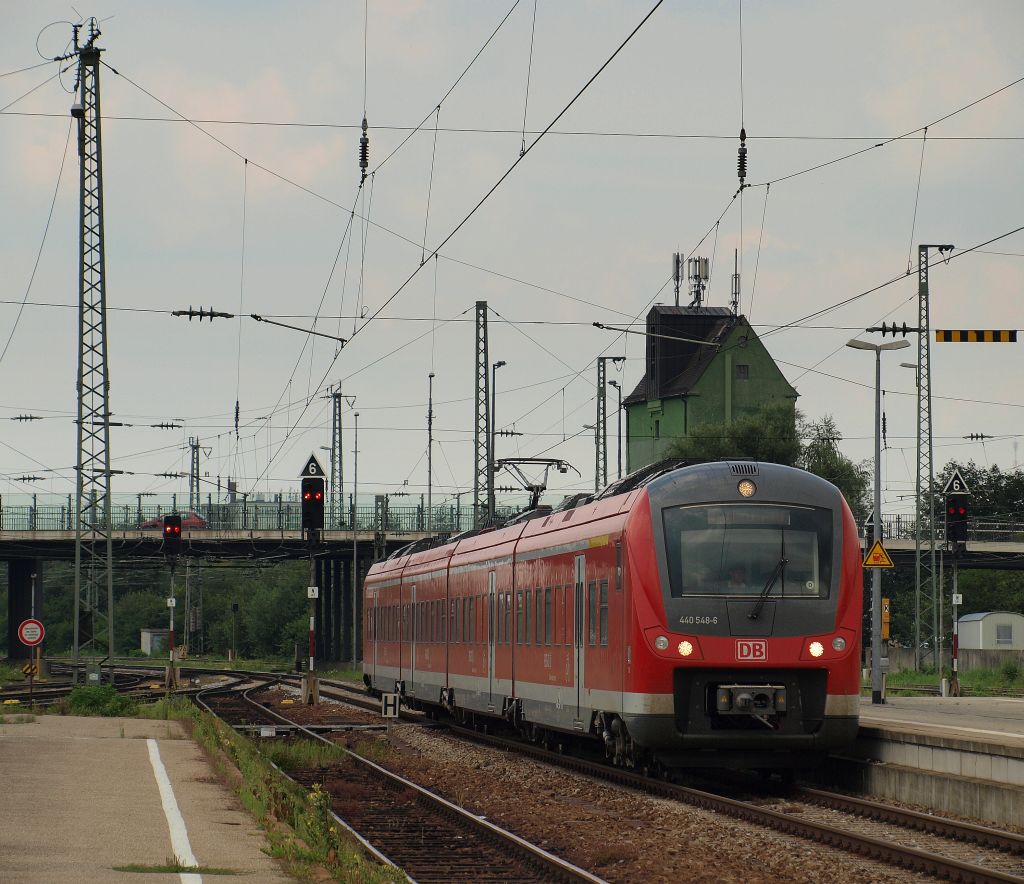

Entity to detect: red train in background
[362,460,862,771]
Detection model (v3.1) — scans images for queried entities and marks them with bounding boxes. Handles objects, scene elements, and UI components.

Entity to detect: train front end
[624,461,862,770]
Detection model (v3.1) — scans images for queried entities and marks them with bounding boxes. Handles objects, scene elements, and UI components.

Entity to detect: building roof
[958,611,1024,622]
[623,305,740,405]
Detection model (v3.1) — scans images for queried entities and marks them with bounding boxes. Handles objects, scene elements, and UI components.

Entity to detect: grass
[157,700,401,883]
[263,738,347,772]
[113,857,238,875]
[875,665,1024,696]
[0,713,36,724]
[55,685,139,717]
[0,662,26,684]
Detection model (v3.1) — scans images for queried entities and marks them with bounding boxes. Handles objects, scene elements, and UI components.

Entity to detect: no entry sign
[18,619,44,647]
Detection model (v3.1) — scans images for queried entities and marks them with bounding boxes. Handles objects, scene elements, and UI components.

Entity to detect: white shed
[141,628,170,655]
[957,611,1024,651]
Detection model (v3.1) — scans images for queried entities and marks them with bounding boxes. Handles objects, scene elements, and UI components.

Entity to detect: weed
[112,856,238,875]
[263,739,346,772]
[0,713,36,724]
[65,685,138,717]
[1001,659,1021,684]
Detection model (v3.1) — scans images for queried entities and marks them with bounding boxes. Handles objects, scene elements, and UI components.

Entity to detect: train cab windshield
[663,503,832,599]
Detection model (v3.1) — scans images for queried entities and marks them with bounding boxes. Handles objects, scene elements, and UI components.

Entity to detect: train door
[574,555,585,716]
[487,570,496,705]
[409,584,417,696]
[371,590,378,684]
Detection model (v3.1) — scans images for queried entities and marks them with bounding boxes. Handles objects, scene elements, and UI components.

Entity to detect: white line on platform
[863,717,1024,742]
[147,738,202,884]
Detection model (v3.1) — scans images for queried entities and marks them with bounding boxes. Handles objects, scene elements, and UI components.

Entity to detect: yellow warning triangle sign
[863,539,895,569]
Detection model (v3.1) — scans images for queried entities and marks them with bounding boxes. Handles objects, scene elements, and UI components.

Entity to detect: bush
[1001,659,1021,684]
[66,685,138,717]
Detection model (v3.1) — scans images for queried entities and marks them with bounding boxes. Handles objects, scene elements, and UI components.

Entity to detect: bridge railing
[874,514,1024,543]
[0,501,517,535]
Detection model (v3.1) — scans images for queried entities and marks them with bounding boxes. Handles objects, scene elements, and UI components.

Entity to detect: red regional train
[362,460,862,770]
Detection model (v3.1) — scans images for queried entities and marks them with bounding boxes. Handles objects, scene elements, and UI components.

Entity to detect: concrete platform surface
[0,714,293,883]
[859,695,1024,750]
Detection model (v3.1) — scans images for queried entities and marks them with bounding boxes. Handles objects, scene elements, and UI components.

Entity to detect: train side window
[517,590,524,644]
[562,585,570,646]
[588,581,597,646]
[544,587,553,644]
[468,596,475,643]
[505,592,512,645]
[600,579,609,646]
[615,540,622,592]
[535,589,543,644]
[525,590,532,645]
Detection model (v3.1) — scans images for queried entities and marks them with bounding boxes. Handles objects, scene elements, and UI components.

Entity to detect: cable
[520,0,539,157]
[905,127,928,273]
[421,106,441,264]
[372,0,522,176]
[747,183,769,320]
[0,69,62,114]
[0,119,72,367]
[0,60,55,79]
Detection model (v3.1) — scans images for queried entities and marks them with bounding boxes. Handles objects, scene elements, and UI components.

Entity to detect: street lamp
[608,380,623,480]
[847,337,910,705]
[489,360,507,522]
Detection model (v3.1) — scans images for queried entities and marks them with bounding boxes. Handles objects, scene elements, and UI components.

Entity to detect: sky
[1,1,1022,517]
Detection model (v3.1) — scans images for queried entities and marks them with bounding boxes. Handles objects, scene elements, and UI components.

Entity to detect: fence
[0,500,517,535]
[886,644,1024,674]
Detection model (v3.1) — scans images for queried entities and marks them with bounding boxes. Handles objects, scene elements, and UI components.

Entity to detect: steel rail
[196,678,604,884]
[449,725,1024,884]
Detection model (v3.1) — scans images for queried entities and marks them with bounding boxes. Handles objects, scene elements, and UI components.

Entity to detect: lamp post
[847,337,910,704]
[489,360,507,523]
[608,380,623,480]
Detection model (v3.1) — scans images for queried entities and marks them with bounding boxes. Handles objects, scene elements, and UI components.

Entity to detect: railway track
[196,677,604,883]
[447,724,1024,883]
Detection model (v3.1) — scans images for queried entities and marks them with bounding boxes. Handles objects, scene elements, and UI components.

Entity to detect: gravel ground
[327,723,928,883]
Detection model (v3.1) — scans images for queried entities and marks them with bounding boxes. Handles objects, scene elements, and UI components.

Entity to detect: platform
[818,696,1024,827]
[0,714,291,883]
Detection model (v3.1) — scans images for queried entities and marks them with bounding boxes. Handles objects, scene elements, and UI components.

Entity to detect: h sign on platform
[381,692,399,718]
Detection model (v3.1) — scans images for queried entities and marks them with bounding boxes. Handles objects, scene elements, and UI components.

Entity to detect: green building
[624,306,797,471]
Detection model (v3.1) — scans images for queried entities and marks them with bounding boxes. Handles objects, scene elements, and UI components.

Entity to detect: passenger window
[505,592,512,645]
[536,590,543,644]
[615,541,622,592]
[562,586,570,645]
[588,581,597,646]
[544,587,553,644]
[600,579,609,646]
[469,596,476,643]
[525,590,532,645]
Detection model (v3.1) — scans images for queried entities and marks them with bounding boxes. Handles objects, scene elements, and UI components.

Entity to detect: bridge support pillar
[314,558,325,665]
[7,560,44,661]
[341,557,354,663]
[331,558,342,662]
[321,559,333,662]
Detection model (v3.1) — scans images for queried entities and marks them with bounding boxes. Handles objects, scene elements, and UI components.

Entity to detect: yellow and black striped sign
[935,330,1016,343]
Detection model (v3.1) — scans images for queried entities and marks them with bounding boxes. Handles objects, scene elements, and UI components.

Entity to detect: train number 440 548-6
[679,615,718,625]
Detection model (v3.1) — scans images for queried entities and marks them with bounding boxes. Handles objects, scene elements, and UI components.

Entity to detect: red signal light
[303,491,312,500]
[958,506,966,515]
[315,492,323,501]
[174,525,181,534]
[948,506,955,515]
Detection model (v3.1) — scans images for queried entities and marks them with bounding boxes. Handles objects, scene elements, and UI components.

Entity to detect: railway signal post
[163,515,182,690]
[300,454,327,705]
[943,469,972,697]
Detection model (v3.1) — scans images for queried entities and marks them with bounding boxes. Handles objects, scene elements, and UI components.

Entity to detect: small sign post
[381,692,399,719]
[863,540,895,569]
[18,619,44,704]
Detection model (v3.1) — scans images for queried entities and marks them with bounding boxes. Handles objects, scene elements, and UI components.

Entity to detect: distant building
[957,611,1024,651]
[623,306,798,471]
[141,628,169,655]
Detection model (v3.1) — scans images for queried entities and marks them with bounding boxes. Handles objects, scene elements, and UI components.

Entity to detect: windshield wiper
[749,532,786,621]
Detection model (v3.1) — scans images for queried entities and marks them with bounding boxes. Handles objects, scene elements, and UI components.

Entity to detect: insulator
[359,116,369,182]
[737,127,747,184]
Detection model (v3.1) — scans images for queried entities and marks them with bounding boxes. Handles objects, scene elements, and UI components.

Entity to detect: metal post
[331,388,344,528]
[489,360,506,522]
[473,302,490,527]
[871,350,883,704]
[352,412,359,667]
[613,381,623,480]
[596,358,607,491]
[231,602,238,664]
[950,559,960,696]
[188,437,200,512]
[427,372,434,532]
[165,562,177,691]
[71,21,115,682]
[302,541,319,705]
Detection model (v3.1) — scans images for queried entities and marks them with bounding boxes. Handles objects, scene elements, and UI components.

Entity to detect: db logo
[736,639,767,661]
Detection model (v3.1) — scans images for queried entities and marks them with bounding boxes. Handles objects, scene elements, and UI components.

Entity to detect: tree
[799,415,870,521]
[663,402,801,466]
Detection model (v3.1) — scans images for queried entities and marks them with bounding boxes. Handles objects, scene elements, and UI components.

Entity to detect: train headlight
[808,641,825,658]
[831,636,846,652]
[655,635,669,650]
[737,479,757,498]
[678,640,694,657]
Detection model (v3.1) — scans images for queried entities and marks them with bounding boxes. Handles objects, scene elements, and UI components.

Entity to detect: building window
[736,364,750,380]
[996,623,1012,645]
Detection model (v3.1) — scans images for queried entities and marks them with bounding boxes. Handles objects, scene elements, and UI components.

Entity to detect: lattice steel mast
[473,301,490,526]
[330,387,344,528]
[596,358,607,492]
[188,437,201,512]
[914,243,953,670]
[71,20,115,676]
